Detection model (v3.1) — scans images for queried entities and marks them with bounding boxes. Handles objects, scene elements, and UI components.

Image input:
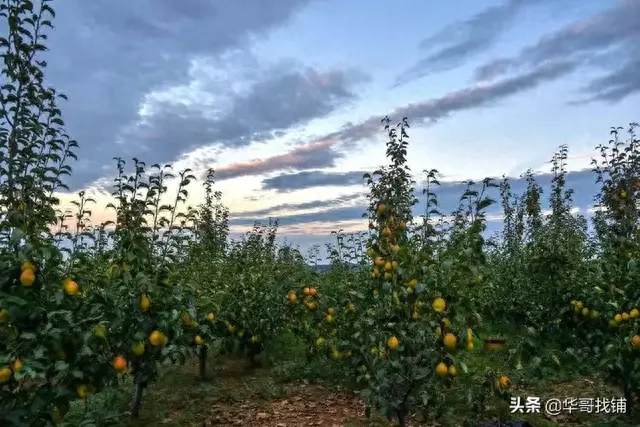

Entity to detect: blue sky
[36,0,639,258]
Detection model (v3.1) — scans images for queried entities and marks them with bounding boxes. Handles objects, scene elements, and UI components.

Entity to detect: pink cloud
[213,139,341,180]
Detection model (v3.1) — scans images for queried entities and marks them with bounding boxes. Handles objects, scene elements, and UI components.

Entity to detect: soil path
[201,382,368,426]
[133,358,395,427]
[130,358,617,426]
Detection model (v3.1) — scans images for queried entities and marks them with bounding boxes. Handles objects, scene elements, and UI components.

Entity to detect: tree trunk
[199,345,208,379]
[131,382,146,418]
[623,381,634,417]
[396,409,406,427]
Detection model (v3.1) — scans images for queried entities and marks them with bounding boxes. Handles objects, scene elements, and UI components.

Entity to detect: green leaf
[54,361,69,371]
[21,332,37,340]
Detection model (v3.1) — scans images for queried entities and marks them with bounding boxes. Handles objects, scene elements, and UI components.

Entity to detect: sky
[34,0,640,259]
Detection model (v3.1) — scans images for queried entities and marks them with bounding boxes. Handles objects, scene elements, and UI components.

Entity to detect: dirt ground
[112,358,629,427]
[200,383,367,426]
[120,358,383,427]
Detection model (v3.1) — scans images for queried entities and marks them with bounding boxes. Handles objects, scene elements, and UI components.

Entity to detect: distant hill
[311,264,331,272]
[310,263,359,272]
